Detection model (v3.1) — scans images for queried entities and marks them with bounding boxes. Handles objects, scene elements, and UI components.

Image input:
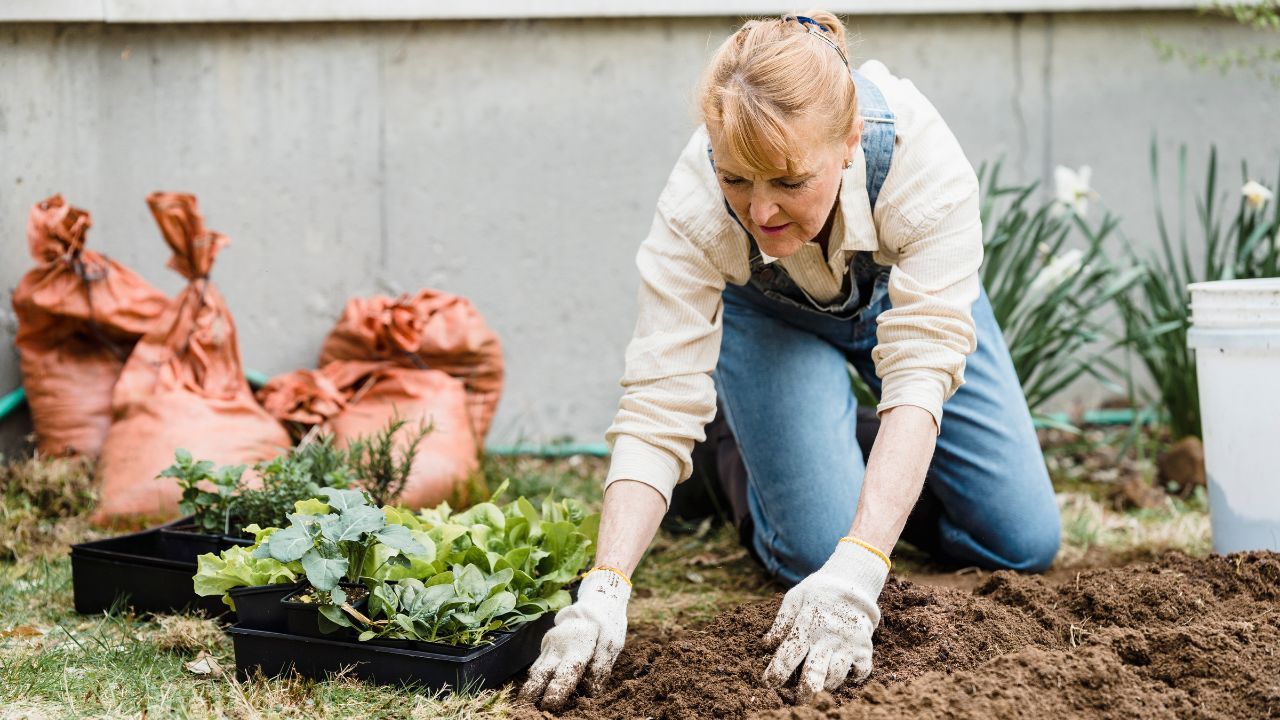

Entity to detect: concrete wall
[2,12,1278,451]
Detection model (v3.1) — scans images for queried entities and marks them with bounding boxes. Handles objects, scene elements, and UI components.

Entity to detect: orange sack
[12,195,168,458]
[257,360,478,508]
[318,289,504,442]
[92,192,291,526]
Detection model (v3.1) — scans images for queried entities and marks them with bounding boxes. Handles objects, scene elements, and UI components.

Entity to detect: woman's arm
[848,404,936,552]
[594,479,669,576]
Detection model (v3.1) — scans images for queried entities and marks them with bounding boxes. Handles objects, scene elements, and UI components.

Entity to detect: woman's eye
[720,175,746,186]
[777,179,809,190]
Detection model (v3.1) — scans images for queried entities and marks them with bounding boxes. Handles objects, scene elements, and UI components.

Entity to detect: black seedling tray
[157,523,252,562]
[228,582,302,632]
[227,610,556,690]
[70,527,232,618]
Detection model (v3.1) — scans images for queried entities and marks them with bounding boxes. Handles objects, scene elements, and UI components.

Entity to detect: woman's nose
[749,194,779,226]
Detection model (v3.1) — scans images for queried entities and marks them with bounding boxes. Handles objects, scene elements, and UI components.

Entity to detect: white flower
[1028,248,1085,297]
[1054,165,1097,216]
[1242,180,1274,209]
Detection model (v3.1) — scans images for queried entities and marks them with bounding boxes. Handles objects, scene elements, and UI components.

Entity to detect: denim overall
[703,69,1061,585]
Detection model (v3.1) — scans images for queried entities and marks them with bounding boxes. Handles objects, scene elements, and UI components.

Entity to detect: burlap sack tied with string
[257,359,478,508]
[92,192,290,527]
[12,195,168,458]
[318,289,504,443]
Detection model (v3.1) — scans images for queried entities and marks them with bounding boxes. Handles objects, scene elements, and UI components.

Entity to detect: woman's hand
[762,540,889,702]
[763,405,933,701]
[519,479,666,710]
[519,569,631,710]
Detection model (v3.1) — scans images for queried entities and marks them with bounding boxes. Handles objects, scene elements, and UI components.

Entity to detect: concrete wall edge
[0,0,1220,23]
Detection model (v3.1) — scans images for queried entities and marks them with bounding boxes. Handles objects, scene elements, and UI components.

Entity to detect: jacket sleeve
[603,211,726,506]
[870,103,984,431]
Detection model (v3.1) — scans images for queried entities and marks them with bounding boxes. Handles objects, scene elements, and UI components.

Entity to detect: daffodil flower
[1028,248,1085,297]
[1053,165,1097,217]
[1242,180,1274,209]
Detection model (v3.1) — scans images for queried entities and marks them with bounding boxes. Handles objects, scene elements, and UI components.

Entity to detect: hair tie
[781,14,849,66]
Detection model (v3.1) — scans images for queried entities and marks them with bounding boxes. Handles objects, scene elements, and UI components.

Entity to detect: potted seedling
[255,487,430,638]
[193,524,304,631]
[159,451,251,561]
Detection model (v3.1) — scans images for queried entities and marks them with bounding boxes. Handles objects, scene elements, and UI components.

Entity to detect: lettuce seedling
[192,525,301,609]
[337,564,533,646]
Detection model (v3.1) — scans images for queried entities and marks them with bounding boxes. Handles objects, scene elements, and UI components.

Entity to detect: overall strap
[850,68,896,213]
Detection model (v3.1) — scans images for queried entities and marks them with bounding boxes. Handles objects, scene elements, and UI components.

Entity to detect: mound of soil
[516,552,1280,719]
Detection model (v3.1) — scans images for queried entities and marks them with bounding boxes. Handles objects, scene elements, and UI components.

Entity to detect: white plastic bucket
[1186,277,1280,554]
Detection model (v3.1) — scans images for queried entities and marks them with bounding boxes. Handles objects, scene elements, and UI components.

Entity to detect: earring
[844,159,853,169]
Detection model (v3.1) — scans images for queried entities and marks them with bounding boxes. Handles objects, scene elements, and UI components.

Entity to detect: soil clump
[515,552,1280,719]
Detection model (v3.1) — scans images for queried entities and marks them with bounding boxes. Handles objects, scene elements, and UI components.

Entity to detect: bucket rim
[1188,278,1280,293]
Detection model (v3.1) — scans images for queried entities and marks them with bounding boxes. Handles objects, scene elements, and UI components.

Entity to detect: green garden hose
[0,383,1154,458]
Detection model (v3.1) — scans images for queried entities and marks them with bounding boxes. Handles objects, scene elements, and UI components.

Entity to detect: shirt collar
[836,143,880,254]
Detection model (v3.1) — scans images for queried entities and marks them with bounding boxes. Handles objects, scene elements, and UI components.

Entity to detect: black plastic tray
[70,527,230,618]
[228,582,301,632]
[227,611,556,690]
[157,524,252,563]
[281,583,368,639]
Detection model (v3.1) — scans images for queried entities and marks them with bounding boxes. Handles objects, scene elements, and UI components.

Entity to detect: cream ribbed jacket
[604,61,984,505]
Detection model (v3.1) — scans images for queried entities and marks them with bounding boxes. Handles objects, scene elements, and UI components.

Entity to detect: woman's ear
[845,117,864,159]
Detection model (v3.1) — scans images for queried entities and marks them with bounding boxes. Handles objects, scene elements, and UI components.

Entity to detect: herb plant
[164,449,246,535]
[346,415,431,507]
[159,438,357,538]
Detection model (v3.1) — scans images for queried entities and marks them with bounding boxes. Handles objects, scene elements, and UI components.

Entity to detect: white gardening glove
[762,539,890,703]
[519,567,631,711]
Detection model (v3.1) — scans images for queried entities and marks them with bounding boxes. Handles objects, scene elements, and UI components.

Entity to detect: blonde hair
[698,11,857,176]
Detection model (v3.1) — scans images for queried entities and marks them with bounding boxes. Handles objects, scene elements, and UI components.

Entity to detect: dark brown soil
[514,552,1280,720]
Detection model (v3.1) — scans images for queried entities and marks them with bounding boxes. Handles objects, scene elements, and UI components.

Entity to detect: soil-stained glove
[762,539,890,703]
[519,567,631,710]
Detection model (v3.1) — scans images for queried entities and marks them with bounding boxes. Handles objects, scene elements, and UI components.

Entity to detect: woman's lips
[758,222,791,237]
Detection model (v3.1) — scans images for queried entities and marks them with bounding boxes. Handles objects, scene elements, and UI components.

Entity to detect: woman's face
[709,115,860,259]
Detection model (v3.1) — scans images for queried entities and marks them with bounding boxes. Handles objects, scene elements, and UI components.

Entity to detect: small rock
[1157,436,1206,497]
[1112,474,1167,511]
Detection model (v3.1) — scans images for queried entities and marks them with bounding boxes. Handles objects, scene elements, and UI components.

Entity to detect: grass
[0,435,1214,718]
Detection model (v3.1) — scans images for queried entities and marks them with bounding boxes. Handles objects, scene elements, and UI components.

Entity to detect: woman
[521,11,1060,710]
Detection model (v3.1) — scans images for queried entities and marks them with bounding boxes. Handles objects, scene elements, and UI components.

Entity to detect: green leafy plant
[159,438,358,538]
[196,478,598,646]
[346,415,432,507]
[1114,143,1280,439]
[253,487,429,607]
[322,481,597,645]
[192,525,302,609]
[233,445,354,531]
[353,567,535,646]
[978,162,1143,423]
[164,450,246,535]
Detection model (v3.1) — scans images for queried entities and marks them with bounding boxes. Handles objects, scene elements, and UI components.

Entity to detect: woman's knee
[751,508,852,586]
[969,505,1062,573]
